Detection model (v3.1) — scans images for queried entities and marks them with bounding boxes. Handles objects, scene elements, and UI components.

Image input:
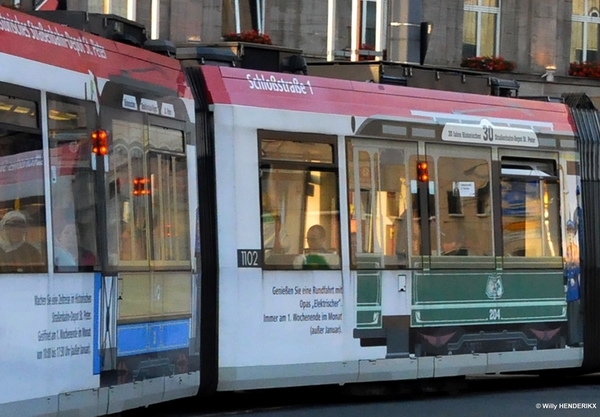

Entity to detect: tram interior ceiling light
[13,106,30,114]
[49,109,78,121]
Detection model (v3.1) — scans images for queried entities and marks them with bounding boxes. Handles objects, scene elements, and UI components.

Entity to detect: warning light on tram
[417,161,429,182]
[133,177,151,196]
[91,130,108,155]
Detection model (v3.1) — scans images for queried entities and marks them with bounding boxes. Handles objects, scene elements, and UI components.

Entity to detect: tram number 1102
[489,308,501,321]
[237,249,262,268]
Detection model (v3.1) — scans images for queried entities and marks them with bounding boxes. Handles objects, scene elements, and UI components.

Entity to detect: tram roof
[201,66,576,136]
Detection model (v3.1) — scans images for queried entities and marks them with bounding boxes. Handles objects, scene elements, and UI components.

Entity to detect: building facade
[5,0,600,96]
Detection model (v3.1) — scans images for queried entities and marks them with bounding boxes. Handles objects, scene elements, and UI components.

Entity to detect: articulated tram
[2,5,600,417]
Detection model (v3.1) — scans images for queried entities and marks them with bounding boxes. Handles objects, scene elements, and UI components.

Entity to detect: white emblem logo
[485,275,504,299]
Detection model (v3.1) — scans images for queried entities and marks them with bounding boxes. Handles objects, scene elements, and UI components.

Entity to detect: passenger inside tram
[0,210,43,272]
[294,224,339,269]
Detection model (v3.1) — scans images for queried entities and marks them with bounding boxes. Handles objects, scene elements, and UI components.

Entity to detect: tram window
[261,167,340,269]
[149,125,185,153]
[148,127,191,266]
[259,134,339,270]
[501,159,561,260]
[106,120,191,269]
[0,128,46,273]
[435,155,492,257]
[107,119,148,266]
[48,97,99,272]
[347,143,419,269]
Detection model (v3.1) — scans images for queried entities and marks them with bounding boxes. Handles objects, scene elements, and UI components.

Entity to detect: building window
[87,0,162,39]
[571,0,600,62]
[362,0,377,48]
[462,0,500,58]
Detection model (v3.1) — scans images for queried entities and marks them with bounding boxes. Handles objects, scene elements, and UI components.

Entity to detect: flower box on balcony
[569,61,600,79]
[223,30,273,45]
[460,56,516,73]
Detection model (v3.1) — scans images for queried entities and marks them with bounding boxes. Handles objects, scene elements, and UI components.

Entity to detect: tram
[191,66,587,391]
[2,4,600,417]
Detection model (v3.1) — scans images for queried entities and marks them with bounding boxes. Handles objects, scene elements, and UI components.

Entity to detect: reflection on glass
[573,0,585,15]
[463,1,499,58]
[261,139,333,163]
[588,20,599,61]
[348,143,419,269]
[261,167,340,269]
[571,21,584,62]
[149,152,190,265]
[480,12,497,56]
[48,98,98,272]
[107,120,148,266]
[0,94,37,129]
[0,128,46,273]
[434,156,492,257]
[501,178,561,258]
[462,11,477,58]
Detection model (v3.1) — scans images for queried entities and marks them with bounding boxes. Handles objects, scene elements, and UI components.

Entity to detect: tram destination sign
[237,249,263,268]
[442,119,539,147]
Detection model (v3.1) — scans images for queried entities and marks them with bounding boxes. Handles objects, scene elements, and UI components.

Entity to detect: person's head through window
[306,224,327,253]
[1,210,28,250]
[0,210,43,272]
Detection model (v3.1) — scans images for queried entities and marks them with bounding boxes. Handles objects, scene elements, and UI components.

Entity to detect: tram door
[97,94,195,383]
[348,140,418,330]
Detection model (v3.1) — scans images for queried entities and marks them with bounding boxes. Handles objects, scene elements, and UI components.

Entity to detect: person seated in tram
[294,224,339,269]
[0,210,43,272]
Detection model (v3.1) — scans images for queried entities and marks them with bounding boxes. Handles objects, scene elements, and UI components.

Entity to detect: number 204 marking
[489,308,501,320]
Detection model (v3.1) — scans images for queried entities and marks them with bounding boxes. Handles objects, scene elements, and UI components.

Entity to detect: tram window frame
[499,157,563,269]
[0,83,47,274]
[258,130,341,270]
[47,94,100,273]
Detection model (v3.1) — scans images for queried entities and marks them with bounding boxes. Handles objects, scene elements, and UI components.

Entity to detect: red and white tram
[2,5,599,417]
